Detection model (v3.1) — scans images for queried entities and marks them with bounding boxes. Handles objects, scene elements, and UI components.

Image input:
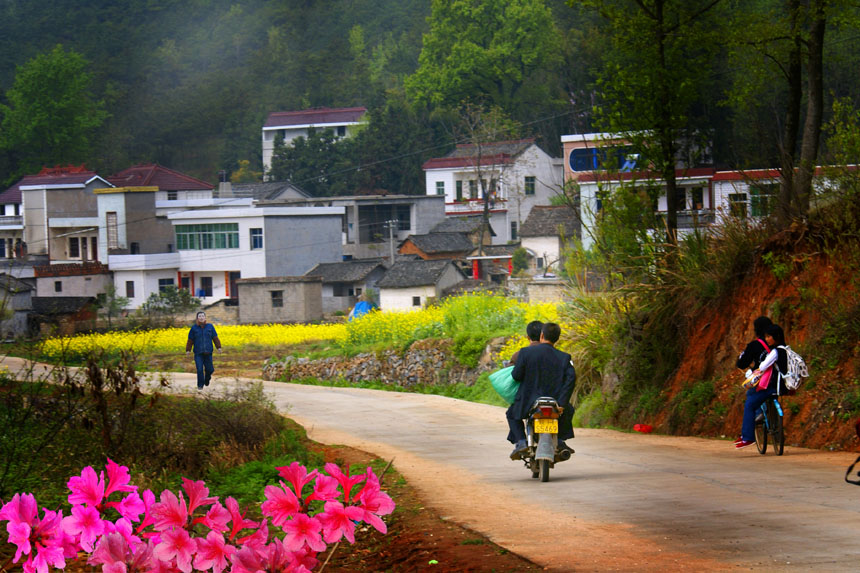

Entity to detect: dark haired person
[736,315,773,371]
[736,324,787,449]
[507,322,576,459]
[186,311,222,390]
[509,320,543,365]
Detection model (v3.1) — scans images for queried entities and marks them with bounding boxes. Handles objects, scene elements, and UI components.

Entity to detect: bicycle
[754,395,784,455]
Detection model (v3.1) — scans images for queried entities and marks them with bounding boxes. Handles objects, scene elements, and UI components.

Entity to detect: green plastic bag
[489,365,519,404]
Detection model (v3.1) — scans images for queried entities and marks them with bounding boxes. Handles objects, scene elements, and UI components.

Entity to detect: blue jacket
[187,323,220,354]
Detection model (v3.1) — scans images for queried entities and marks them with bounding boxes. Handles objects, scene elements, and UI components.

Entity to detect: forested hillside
[1,0,857,190]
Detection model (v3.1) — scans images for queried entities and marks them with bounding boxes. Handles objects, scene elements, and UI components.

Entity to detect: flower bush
[0,459,394,573]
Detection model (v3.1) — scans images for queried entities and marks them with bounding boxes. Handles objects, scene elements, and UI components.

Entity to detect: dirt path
[5,358,860,571]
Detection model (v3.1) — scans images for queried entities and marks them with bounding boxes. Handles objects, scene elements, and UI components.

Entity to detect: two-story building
[261,106,367,177]
[423,139,563,244]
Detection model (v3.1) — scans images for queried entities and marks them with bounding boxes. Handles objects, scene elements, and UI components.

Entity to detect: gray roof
[471,244,520,257]
[431,215,496,236]
[519,206,579,238]
[0,274,32,293]
[304,260,385,283]
[403,233,474,255]
[377,259,461,288]
[229,181,310,201]
[446,140,533,160]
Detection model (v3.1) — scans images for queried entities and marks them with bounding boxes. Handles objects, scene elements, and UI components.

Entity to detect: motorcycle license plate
[534,419,558,433]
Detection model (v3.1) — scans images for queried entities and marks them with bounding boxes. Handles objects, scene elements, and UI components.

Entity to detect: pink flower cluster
[0,459,395,573]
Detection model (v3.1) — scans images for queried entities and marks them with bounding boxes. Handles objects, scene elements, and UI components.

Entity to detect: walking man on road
[186,311,222,390]
[507,322,576,460]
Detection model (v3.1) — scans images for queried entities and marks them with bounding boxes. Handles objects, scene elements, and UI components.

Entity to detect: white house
[376,259,466,311]
[422,139,563,244]
[109,205,345,308]
[261,107,367,177]
[519,205,579,275]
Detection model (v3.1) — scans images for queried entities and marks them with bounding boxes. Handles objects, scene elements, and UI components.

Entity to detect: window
[271,290,283,308]
[412,296,421,307]
[130,242,140,254]
[14,204,19,216]
[81,237,88,260]
[106,212,119,249]
[355,287,362,296]
[54,281,62,293]
[537,257,545,269]
[396,204,411,231]
[469,180,478,199]
[750,184,777,217]
[480,179,487,197]
[676,188,687,211]
[200,276,213,297]
[337,126,346,137]
[728,193,748,218]
[691,187,704,210]
[91,237,98,261]
[524,176,536,196]
[455,181,463,201]
[511,221,518,241]
[167,190,178,201]
[250,228,263,249]
[436,181,445,196]
[125,281,135,298]
[68,237,80,258]
[176,223,239,250]
[158,278,174,292]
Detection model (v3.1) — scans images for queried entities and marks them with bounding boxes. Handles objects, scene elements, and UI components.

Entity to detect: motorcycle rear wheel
[539,459,550,482]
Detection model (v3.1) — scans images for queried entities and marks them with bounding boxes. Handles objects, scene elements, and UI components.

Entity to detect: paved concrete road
[6,358,860,571]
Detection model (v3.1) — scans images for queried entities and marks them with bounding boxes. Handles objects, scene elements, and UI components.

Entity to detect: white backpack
[778,345,809,391]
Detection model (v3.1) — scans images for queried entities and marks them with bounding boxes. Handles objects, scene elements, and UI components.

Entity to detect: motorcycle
[521,396,572,482]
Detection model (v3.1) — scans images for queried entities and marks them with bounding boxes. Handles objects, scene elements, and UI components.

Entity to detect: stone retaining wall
[262,338,502,388]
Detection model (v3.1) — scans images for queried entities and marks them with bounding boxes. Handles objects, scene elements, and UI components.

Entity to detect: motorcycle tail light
[539,406,554,417]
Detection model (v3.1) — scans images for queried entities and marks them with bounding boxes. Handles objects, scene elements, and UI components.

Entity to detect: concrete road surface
[5,358,860,571]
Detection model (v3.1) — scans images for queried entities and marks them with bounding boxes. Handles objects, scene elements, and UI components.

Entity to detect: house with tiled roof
[304,259,387,313]
[519,205,579,275]
[423,139,562,245]
[376,259,466,310]
[7,165,113,264]
[262,106,367,176]
[431,215,495,248]
[398,232,475,261]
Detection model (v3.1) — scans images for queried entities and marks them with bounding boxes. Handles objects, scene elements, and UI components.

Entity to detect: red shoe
[735,440,755,449]
[733,436,744,444]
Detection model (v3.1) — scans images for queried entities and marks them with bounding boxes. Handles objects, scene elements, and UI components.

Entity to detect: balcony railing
[0,216,23,226]
[676,209,716,228]
[445,198,507,214]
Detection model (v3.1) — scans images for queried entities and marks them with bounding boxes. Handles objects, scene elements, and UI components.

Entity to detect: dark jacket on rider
[737,338,770,370]
[509,343,576,420]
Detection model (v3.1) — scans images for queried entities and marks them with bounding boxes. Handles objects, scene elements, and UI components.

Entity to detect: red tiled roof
[712,169,780,181]
[1,165,103,203]
[107,164,213,191]
[423,139,535,170]
[264,107,367,129]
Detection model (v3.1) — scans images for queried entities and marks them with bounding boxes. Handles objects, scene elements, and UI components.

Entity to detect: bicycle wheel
[755,415,767,455]
[768,401,785,456]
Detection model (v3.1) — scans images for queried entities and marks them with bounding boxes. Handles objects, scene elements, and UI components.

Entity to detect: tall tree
[1,45,108,181]
[405,0,563,116]
[268,128,358,196]
[570,0,725,246]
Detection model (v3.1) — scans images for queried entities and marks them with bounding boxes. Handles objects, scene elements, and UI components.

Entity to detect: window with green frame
[750,184,777,217]
[175,223,240,250]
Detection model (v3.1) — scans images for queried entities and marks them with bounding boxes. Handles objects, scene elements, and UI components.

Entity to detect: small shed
[236,276,322,324]
[304,259,387,313]
[398,232,474,261]
[377,259,466,310]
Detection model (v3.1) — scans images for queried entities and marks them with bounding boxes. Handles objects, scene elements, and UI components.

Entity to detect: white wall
[379,285,437,311]
[522,236,560,272]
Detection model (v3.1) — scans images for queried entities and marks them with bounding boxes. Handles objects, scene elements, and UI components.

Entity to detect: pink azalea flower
[281,513,325,553]
[323,463,365,503]
[28,539,66,573]
[89,532,129,569]
[276,462,319,499]
[68,466,106,507]
[0,492,39,525]
[260,483,300,527]
[304,474,339,504]
[236,518,268,551]
[150,490,188,531]
[22,508,67,573]
[110,491,145,523]
[154,527,196,573]
[317,501,365,544]
[62,504,105,551]
[356,471,395,534]
[195,501,230,532]
[135,490,157,533]
[103,517,141,548]
[7,520,31,562]
[193,531,235,573]
[225,497,257,541]
[230,545,263,573]
[262,538,292,571]
[105,459,137,499]
[181,478,217,515]
[288,544,319,571]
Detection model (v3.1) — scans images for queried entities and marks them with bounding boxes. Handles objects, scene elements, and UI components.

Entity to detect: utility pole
[387,219,398,265]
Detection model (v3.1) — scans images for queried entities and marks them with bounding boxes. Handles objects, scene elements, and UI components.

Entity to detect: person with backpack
[735,324,788,449]
[736,316,773,372]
